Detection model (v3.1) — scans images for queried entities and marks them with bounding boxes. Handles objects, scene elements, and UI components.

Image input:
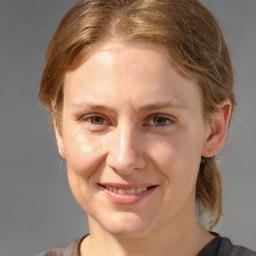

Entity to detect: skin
[54,42,231,256]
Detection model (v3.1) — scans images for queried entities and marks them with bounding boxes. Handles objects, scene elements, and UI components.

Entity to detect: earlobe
[202,99,232,157]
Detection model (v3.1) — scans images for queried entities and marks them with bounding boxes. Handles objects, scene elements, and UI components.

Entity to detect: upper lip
[99,183,158,189]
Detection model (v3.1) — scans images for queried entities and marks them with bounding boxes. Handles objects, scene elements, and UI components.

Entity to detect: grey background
[0,0,255,255]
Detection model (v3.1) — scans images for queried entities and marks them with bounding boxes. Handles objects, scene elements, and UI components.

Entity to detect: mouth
[104,185,153,195]
[99,183,158,204]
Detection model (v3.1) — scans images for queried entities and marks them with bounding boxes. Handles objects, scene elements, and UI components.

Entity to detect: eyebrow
[70,102,115,112]
[70,101,185,112]
[139,101,186,112]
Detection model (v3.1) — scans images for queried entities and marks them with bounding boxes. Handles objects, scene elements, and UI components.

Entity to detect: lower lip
[100,186,157,204]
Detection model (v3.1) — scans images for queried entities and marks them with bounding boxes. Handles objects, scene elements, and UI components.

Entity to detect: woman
[37,0,256,255]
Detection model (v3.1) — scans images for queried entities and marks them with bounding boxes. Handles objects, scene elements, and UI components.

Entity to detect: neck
[81,215,214,256]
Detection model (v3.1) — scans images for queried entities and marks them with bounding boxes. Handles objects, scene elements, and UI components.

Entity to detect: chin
[96,211,152,238]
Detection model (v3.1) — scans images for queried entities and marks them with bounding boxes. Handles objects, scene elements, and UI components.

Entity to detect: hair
[39,0,235,229]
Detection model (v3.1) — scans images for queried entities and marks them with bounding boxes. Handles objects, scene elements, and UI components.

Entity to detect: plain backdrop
[0,1,255,255]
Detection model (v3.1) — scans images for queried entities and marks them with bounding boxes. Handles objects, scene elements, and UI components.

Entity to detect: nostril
[111,167,121,174]
[106,147,146,175]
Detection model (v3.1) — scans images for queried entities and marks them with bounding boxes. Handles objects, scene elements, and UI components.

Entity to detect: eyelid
[151,113,174,120]
[145,113,175,126]
[78,112,175,127]
[81,113,110,125]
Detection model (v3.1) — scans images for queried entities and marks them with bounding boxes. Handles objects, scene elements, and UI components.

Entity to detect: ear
[52,113,66,159]
[202,99,232,157]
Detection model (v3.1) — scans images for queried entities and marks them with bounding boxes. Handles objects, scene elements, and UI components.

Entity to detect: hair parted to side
[39,0,235,229]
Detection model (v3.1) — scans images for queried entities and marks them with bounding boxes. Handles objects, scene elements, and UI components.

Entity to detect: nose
[106,125,146,176]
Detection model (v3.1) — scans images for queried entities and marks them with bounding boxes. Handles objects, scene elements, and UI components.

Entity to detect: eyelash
[80,113,174,130]
[146,114,174,127]
[81,114,109,128]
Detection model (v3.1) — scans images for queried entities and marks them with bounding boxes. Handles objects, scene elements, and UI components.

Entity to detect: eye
[149,115,173,126]
[80,114,110,132]
[89,116,105,125]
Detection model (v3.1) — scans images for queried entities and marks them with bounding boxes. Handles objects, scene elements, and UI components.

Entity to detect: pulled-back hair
[39,0,235,229]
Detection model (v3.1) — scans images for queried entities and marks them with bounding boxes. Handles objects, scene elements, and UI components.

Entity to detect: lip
[101,183,155,189]
[99,183,158,204]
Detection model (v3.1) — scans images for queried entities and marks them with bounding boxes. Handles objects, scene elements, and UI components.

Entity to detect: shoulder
[36,236,84,256]
[36,248,64,256]
[218,237,256,256]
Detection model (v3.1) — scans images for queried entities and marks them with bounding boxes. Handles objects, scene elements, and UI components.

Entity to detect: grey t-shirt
[37,234,256,256]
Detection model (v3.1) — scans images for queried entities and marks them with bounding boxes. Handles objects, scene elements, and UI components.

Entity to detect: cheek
[64,131,105,178]
[149,131,193,163]
[149,131,201,181]
[63,133,106,211]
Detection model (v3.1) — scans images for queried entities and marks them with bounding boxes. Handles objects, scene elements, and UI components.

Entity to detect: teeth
[127,188,136,195]
[136,187,142,194]
[105,186,149,194]
[118,189,127,194]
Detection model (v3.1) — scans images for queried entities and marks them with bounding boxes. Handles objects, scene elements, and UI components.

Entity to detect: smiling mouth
[101,185,157,195]
[99,184,158,204]
[105,186,149,195]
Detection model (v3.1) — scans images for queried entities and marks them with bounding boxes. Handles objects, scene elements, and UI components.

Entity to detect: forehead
[63,42,202,113]
[94,42,171,71]
[67,42,175,82]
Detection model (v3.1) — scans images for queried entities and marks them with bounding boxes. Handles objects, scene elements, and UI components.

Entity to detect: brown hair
[39,0,235,229]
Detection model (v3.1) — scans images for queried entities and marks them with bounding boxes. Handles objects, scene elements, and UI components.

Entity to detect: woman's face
[56,42,213,237]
